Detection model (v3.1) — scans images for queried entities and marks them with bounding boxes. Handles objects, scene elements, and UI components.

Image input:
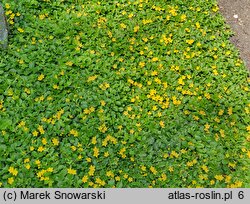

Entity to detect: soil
[218,0,250,71]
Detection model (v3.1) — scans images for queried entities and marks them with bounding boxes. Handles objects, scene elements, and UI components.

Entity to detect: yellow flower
[84,108,90,114]
[53,84,59,89]
[5,10,12,15]
[117,125,123,130]
[106,171,114,178]
[127,106,132,111]
[38,74,45,81]
[8,177,14,185]
[218,109,224,115]
[8,167,18,176]
[134,25,139,32]
[69,129,79,137]
[204,93,211,99]
[5,3,11,9]
[119,147,126,158]
[219,129,225,137]
[37,170,46,177]
[87,75,98,82]
[18,121,26,127]
[38,125,45,134]
[225,175,231,183]
[38,146,45,152]
[228,107,233,115]
[171,151,179,158]
[47,167,53,172]
[98,124,108,133]
[180,14,186,22]
[100,100,106,106]
[201,165,209,173]
[39,14,45,20]
[169,166,174,172]
[204,123,210,132]
[104,151,109,157]
[210,180,215,185]
[25,164,31,170]
[99,82,110,90]
[160,173,167,181]
[10,13,15,20]
[91,136,97,145]
[17,28,24,33]
[199,110,206,115]
[228,162,236,168]
[82,175,88,183]
[215,175,224,181]
[42,138,47,145]
[141,165,146,171]
[139,61,145,68]
[159,121,165,128]
[212,6,219,12]
[88,165,95,176]
[67,168,77,175]
[93,146,99,158]
[86,157,92,162]
[32,130,39,136]
[187,161,193,167]
[186,39,194,45]
[89,106,95,113]
[120,23,127,29]
[128,13,134,18]
[65,61,73,66]
[71,146,76,151]
[128,177,133,182]
[152,57,159,62]
[150,166,157,175]
[115,176,120,181]
[52,138,59,146]
[234,181,243,188]
[35,160,41,166]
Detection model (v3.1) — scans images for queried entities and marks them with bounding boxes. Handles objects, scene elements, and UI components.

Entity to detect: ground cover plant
[0,0,249,188]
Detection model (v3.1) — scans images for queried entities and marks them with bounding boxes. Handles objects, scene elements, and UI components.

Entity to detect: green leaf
[0,118,12,130]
